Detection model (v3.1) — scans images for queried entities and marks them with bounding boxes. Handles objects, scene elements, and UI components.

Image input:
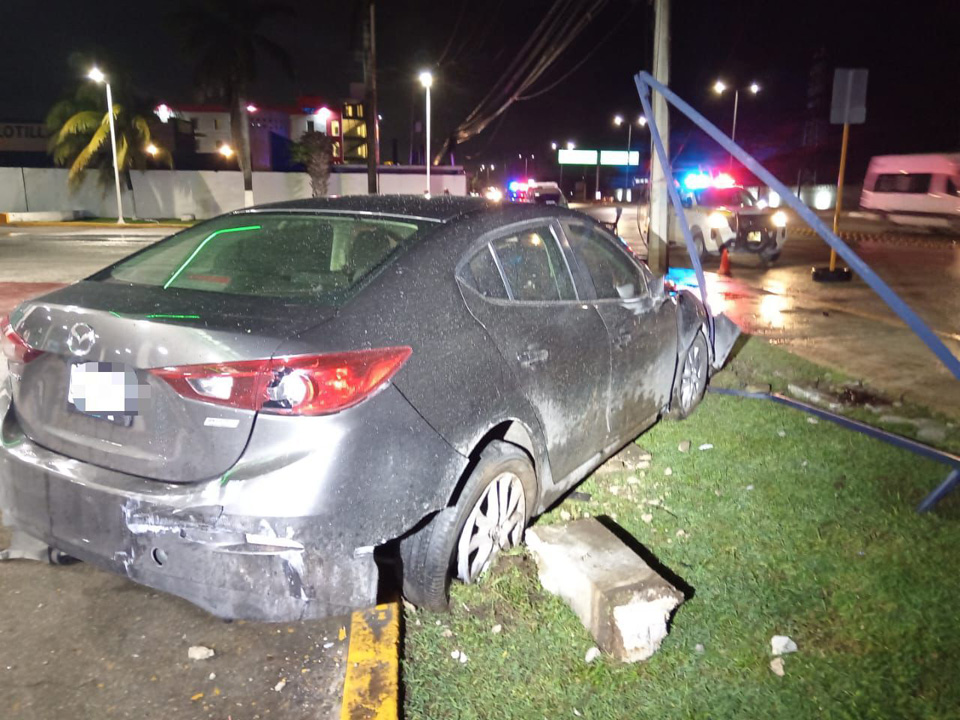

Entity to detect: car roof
[238,194,490,223]
[234,194,590,231]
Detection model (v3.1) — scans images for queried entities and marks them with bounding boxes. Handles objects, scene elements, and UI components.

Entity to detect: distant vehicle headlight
[771,210,787,227]
[484,188,503,203]
[707,211,729,229]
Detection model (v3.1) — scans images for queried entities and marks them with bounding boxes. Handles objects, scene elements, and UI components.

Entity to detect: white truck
[637,177,788,265]
[860,153,960,228]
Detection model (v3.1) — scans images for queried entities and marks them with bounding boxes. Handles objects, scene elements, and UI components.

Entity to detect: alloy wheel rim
[456,472,526,583]
[680,342,705,412]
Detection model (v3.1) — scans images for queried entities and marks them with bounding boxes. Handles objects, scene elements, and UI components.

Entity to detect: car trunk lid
[10,282,334,483]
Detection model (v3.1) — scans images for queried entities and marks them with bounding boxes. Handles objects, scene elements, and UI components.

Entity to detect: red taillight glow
[1,314,43,365]
[150,346,412,416]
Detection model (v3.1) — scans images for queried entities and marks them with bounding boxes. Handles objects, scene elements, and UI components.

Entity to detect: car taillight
[150,346,412,416]
[1,314,43,365]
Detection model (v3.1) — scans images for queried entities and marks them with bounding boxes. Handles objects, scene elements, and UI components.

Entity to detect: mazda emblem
[66,322,96,357]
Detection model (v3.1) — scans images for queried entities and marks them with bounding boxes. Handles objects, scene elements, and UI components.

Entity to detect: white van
[860,154,960,227]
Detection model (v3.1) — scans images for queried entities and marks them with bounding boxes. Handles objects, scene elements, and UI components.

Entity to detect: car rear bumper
[0,382,468,621]
[0,425,378,621]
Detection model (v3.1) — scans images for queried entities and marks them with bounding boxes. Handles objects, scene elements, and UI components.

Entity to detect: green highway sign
[558,149,640,166]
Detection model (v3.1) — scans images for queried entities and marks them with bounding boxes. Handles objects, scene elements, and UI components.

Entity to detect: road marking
[340,602,400,720]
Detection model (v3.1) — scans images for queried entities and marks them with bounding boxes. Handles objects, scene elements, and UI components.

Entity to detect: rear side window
[563,221,645,300]
[95,213,426,303]
[461,245,508,299]
[874,173,931,194]
[489,225,576,302]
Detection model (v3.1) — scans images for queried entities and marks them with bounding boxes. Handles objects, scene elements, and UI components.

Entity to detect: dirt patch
[836,385,889,408]
[0,559,350,720]
[467,551,547,628]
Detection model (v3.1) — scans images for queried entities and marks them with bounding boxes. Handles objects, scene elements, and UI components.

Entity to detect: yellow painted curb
[340,602,401,720]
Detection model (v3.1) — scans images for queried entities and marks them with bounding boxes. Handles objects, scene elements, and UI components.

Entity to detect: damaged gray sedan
[0,196,718,621]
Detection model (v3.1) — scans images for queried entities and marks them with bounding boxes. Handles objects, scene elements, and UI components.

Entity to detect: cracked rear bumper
[0,414,377,622]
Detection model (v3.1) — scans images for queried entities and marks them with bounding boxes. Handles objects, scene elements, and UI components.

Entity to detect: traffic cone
[717,247,732,277]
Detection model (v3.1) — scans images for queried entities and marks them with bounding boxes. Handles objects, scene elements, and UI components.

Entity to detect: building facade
[164,96,348,171]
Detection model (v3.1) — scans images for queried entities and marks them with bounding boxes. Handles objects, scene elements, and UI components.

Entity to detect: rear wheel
[668,334,709,419]
[691,231,707,263]
[399,441,536,611]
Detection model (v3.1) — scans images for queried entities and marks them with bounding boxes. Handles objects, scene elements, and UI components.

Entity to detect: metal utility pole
[647,0,670,273]
[829,122,850,270]
[624,122,632,195]
[87,68,125,223]
[364,1,380,194]
[419,71,433,195]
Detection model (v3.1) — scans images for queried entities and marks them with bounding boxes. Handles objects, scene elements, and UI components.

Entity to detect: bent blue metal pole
[635,77,714,346]
[634,71,960,381]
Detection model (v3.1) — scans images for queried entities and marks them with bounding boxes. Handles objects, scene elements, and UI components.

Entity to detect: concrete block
[526,518,684,662]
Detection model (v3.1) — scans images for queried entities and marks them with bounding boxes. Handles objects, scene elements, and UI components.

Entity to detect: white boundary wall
[0,167,467,219]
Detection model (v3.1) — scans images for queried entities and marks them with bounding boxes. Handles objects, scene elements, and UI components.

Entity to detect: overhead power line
[435,0,610,162]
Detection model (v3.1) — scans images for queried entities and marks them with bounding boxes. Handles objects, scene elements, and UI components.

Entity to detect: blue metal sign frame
[634,71,960,381]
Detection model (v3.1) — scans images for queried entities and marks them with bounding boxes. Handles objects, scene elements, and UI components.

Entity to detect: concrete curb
[791,226,960,249]
[3,221,191,229]
[340,602,401,720]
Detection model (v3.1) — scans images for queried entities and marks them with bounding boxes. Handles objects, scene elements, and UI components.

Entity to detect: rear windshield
[94,213,428,302]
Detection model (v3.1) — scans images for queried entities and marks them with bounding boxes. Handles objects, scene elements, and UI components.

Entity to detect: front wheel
[668,334,709,419]
[399,440,537,611]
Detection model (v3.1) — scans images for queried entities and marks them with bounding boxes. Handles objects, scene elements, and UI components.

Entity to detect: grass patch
[717,339,960,453]
[403,338,960,719]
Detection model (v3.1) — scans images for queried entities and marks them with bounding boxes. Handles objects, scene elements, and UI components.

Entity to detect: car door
[456,220,611,484]
[561,219,678,441]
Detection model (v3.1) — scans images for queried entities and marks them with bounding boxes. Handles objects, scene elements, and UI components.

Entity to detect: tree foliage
[46,77,171,187]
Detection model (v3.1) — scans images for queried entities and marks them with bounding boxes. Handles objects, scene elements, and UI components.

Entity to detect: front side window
[94,213,427,304]
[874,173,932,194]
[563,221,645,301]
[489,225,576,302]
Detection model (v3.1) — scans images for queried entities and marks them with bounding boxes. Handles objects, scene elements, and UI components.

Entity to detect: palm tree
[290,131,335,197]
[46,80,172,191]
[171,0,295,205]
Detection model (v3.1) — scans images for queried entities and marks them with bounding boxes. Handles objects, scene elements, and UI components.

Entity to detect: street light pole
[89,67,124,224]
[715,79,759,165]
[419,71,433,196]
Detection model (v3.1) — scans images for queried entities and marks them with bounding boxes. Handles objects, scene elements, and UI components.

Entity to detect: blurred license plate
[67,362,148,419]
[747,231,762,243]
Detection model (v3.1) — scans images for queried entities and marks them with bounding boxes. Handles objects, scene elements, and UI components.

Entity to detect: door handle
[517,348,549,368]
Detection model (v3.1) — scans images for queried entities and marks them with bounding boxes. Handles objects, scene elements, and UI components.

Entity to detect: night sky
[3,0,958,182]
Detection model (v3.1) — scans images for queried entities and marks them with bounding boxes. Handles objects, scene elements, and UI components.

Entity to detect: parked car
[530,181,568,208]
[637,175,787,264]
[0,196,716,621]
[860,153,960,227]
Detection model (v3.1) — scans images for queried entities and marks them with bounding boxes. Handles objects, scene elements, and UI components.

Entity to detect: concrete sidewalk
[0,524,351,720]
